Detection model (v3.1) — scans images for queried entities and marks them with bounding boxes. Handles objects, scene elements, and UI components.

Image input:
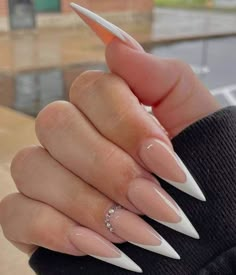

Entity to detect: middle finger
[36,101,199,239]
[70,71,205,202]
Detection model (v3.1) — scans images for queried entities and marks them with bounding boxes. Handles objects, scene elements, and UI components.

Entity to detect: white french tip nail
[154,205,200,239]
[152,140,206,202]
[70,2,126,42]
[130,238,180,260]
[92,251,143,273]
[167,155,206,202]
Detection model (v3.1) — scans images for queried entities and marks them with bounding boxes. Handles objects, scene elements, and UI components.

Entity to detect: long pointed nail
[128,179,200,239]
[70,2,143,51]
[105,206,180,259]
[69,227,142,273]
[139,139,206,201]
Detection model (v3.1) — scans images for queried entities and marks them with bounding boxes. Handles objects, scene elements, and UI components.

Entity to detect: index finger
[70,2,219,137]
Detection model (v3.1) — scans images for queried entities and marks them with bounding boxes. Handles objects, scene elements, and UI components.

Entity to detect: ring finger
[11,145,180,259]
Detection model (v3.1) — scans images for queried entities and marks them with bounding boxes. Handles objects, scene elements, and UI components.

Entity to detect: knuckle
[171,59,193,76]
[0,193,19,228]
[77,70,104,86]
[70,70,105,102]
[35,101,76,142]
[11,146,38,180]
[11,146,43,191]
[70,71,127,106]
[92,73,128,94]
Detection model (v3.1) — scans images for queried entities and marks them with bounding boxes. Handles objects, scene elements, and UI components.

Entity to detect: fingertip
[105,38,124,68]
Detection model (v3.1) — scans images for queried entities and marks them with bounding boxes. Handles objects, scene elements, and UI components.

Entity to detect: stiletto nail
[128,179,200,239]
[70,2,144,51]
[105,205,180,259]
[139,139,206,201]
[69,227,142,273]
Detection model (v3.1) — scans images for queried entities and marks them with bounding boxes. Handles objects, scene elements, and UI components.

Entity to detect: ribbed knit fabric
[199,247,236,274]
[29,106,236,275]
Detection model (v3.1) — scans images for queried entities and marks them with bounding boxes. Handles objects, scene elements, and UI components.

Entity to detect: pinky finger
[0,193,83,256]
[0,193,142,272]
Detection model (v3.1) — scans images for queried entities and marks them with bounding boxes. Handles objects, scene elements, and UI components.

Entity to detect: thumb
[106,40,220,137]
[70,2,219,137]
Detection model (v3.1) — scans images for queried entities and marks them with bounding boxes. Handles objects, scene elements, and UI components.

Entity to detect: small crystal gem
[109,209,115,214]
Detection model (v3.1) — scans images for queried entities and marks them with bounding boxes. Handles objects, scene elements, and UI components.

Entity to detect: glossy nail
[69,227,142,273]
[139,139,206,201]
[106,206,180,259]
[70,2,144,51]
[128,178,199,239]
[70,3,205,201]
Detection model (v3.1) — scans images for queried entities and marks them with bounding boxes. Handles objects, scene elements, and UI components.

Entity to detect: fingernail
[139,139,206,201]
[69,227,142,273]
[128,179,200,239]
[106,206,180,259]
[70,2,144,51]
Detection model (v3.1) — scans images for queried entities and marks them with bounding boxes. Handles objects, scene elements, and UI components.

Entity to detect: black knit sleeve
[29,106,236,275]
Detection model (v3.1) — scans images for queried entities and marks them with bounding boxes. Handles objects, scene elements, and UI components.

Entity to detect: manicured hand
[0,4,220,273]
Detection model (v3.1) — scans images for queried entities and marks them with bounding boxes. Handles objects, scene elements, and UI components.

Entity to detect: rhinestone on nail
[109,209,115,214]
[104,205,122,233]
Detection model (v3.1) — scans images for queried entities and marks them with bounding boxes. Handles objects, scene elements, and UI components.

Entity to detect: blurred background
[0,0,236,118]
[0,1,236,275]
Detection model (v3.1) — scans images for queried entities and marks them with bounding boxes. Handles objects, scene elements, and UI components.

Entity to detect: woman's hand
[0,5,220,272]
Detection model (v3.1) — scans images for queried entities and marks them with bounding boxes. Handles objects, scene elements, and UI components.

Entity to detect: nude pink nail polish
[128,178,199,239]
[69,227,142,272]
[140,139,186,183]
[108,208,180,259]
[139,139,206,201]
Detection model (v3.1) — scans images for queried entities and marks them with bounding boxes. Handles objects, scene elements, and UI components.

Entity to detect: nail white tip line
[170,155,206,201]
[130,239,180,260]
[160,158,206,202]
[70,2,126,42]
[153,206,200,239]
[155,140,206,202]
[91,252,143,273]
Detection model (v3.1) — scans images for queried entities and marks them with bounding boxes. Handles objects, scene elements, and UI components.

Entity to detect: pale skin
[0,39,220,257]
